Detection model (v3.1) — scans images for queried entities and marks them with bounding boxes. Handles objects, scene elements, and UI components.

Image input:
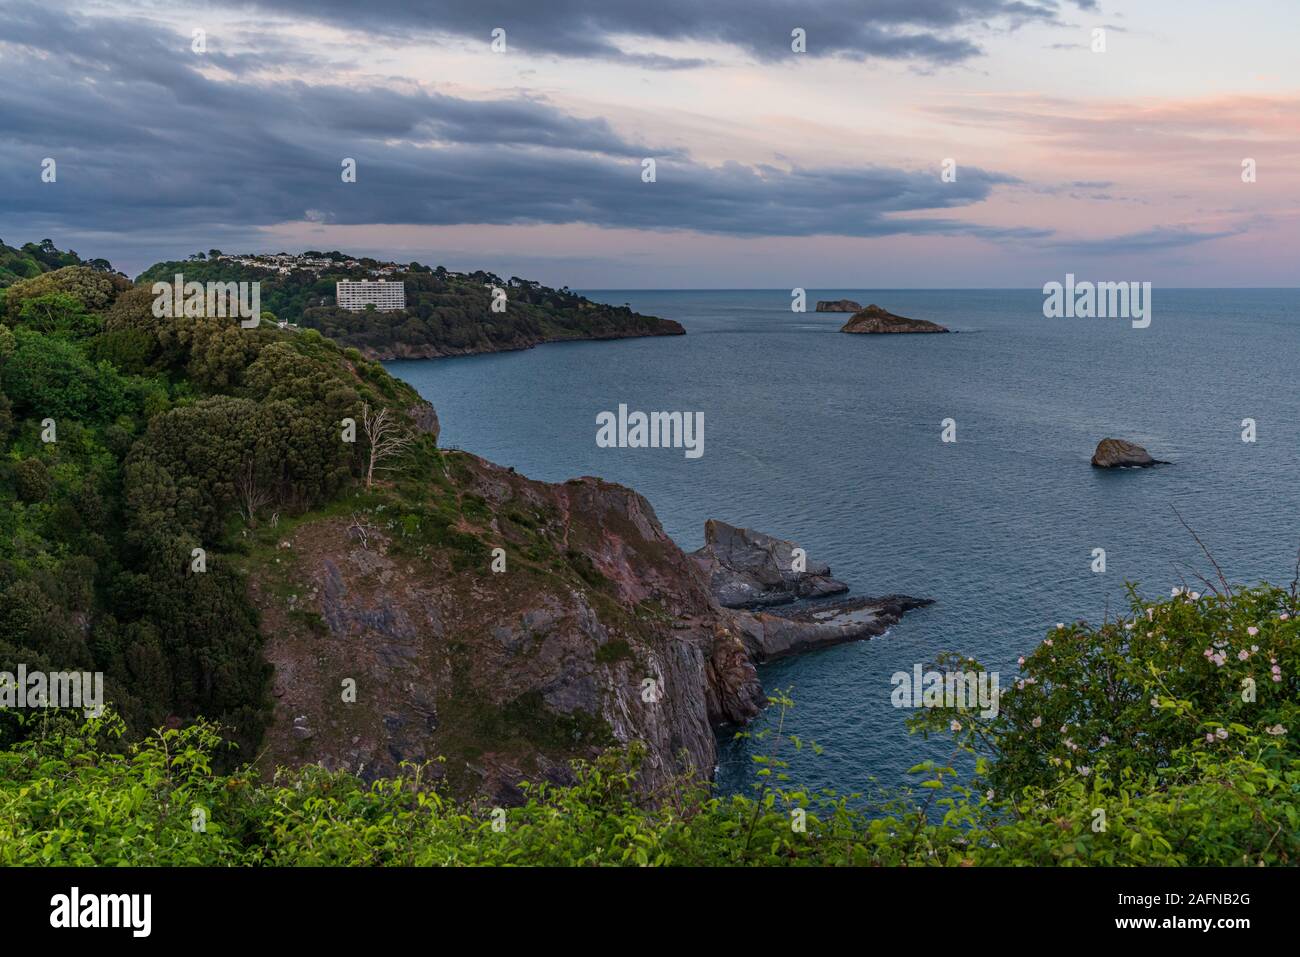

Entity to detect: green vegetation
[2,240,1295,866]
[0,244,429,758]
[2,585,1296,865]
[135,254,681,357]
[0,238,116,295]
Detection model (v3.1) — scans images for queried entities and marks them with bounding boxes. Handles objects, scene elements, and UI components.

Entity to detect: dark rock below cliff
[840,304,949,334]
[1091,438,1166,468]
[816,299,862,313]
[733,595,934,661]
[689,519,849,608]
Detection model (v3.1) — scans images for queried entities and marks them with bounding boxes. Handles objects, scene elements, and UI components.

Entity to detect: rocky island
[840,304,950,334]
[1091,438,1167,468]
[816,298,862,312]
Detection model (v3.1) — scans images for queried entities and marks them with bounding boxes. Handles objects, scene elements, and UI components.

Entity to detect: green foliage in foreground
[3,586,1297,866]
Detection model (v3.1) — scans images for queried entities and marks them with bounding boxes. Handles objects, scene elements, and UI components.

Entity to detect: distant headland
[133,250,684,360]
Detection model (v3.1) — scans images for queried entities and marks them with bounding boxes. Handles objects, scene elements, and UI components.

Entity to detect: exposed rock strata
[732,596,934,661]
[689,519,848,608]
[253,453,762,803]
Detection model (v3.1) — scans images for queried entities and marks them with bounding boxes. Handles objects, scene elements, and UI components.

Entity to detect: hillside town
[207,251,407,278]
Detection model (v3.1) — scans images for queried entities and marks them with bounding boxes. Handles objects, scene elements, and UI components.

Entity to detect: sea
[385,289,1300,798]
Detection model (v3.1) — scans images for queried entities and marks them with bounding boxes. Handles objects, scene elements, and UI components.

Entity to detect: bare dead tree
[235,458,272,527]
[360,401,413,489]
[1171,504,1229,596]
[347,512,379,549]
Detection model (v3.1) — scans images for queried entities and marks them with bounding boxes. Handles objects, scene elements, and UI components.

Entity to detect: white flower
[950,720,962,732]
[1077,766,1092,777]
[1215,727,1228,740]
[1031,716,1042,728]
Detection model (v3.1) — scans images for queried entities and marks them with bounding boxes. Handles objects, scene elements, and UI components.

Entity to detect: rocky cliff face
[250,452,761,803]
[690,519,849,607]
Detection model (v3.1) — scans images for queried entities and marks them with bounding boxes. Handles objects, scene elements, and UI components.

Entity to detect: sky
[1,0,1297,287]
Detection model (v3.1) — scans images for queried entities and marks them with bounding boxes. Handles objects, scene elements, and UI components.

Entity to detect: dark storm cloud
[0,2,1042,265]
[209,0,1098,66]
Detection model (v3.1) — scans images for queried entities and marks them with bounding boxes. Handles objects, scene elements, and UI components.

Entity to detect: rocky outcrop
[405,401,440,442]
[1091,438,1166,468]
[816,299,862,313]
[689,520,933,661]
[840,304,949,334]
[733,595,934,661]
[689,520,849,608]
[252,453,762,803]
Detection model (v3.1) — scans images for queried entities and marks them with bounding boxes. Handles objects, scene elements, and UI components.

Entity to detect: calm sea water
[386,289,1300,798]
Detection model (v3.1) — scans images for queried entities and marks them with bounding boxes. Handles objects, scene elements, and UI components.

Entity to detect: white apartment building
[335,279,406,312]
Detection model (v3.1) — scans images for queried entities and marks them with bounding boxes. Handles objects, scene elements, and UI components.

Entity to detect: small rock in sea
[1091,438,1167,468]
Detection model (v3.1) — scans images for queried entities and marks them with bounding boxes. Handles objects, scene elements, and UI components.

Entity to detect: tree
[360,401,412,489]
[234,458,272,527]
[17,292,97,338]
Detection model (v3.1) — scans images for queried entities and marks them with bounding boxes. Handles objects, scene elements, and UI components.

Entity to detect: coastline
[365,320,685,361]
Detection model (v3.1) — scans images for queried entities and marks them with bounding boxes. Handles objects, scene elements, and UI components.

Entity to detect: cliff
[248,452,763,803]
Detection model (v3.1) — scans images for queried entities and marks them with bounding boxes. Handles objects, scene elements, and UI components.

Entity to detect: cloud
[204,0,1098,67]
[0,1,1039,266]
[1046,225,1243,255]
